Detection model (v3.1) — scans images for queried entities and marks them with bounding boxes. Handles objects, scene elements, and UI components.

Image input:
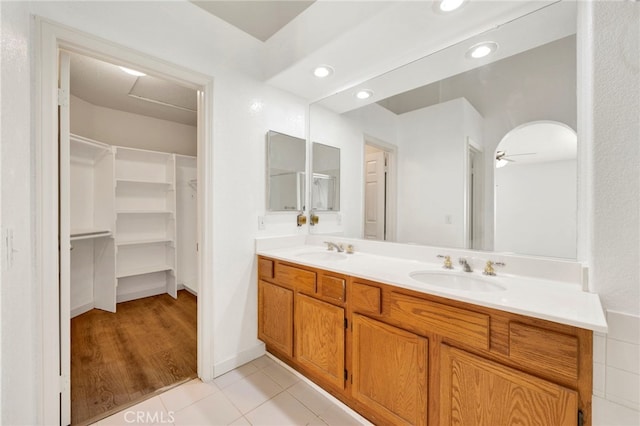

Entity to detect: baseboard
[178,283,198,297]
[212,342,266,377]
[116,287,166,304]
[71,302,94,318]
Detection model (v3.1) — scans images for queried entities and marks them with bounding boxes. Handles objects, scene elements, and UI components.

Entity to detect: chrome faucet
[459,258,473,272]
[324,241,344,252]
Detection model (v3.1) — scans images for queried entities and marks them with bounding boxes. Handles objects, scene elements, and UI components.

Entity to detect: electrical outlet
[258,216,265,230]
[336,213,342,225]
[445,215,452,225]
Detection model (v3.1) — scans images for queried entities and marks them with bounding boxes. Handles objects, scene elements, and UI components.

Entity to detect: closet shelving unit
[70,135,194,316]
[114,147,178,301]
[70,134,116,314]
[175,155,198,294]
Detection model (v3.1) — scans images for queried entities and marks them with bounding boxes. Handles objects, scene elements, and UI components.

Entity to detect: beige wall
[70,95,197,156]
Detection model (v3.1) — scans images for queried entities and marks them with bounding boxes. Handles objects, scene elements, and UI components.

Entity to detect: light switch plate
[258,216,265,230]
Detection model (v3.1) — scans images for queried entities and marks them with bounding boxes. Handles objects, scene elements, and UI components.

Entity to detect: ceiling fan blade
[505,152,536,157]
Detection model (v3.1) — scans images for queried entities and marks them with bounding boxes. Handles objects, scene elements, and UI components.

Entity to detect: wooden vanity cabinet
[351,314,428,426]
[295,294,345,390]
[257,280,293,358]
[440,344,578,426]
[257,257,348,394]
[257,256,594,426]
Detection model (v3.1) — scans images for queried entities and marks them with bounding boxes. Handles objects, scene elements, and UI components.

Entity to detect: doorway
[62,50,200,423]
[363,138,397,241]
[37,21,214,425]
[465,141,484,250]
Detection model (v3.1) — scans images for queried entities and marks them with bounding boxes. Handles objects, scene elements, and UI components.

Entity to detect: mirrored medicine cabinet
[266,130,306,212]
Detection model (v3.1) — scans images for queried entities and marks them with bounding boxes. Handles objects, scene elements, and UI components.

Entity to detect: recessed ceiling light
[119,66,146,77]
[313,65,334,78]
[467,42,498,59]
[355,89,373,100]
[439,0,466,12]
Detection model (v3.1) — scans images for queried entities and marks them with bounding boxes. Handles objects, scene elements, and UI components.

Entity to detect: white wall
[0,2,307,422]
[1,3,37,424]
[396,98,482,248]
[495,160,577,259]
[70,95,197,156]
[587,2,640,423]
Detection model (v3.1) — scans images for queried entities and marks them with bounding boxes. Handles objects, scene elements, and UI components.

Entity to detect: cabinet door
[440,344,578,426]
[352,314,428,426]
[258,280,293,357]
[295,294,345,389]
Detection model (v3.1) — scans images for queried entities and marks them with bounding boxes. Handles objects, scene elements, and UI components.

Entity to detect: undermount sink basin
[409,271,506,292]
[294,251,348,262]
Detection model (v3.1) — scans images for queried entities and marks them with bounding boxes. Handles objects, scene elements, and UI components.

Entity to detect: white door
[58,50,72,426]
[364,151,386,240]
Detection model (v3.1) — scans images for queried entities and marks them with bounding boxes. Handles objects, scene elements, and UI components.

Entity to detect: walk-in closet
[66,51,199,424]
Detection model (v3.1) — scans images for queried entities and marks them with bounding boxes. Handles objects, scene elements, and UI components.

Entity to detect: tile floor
[93,355,371,426]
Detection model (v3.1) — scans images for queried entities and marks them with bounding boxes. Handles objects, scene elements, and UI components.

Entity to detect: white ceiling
[66,1,576,125]
[191,0,315,41]
[70,53,198,126]
[377,35,576,116]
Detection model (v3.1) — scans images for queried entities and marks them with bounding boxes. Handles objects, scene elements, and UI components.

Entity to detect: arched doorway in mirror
[494,120,577,258]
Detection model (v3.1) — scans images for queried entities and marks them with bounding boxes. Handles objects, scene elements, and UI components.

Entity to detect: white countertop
[257,244,608,333]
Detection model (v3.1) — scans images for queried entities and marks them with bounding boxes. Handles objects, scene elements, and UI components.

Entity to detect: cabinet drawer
[258,258,274,280]
[352,282,381,314]
[275,263,316,293]
[388,292,490,351]
[509,322,579,382]
[319,275,346,303]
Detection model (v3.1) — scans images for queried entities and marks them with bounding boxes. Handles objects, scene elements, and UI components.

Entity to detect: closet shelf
[70,229,112,241]
[116,178,172,186]
[116,265,174,278]
[117,238,173,246]
[116,210,173,215]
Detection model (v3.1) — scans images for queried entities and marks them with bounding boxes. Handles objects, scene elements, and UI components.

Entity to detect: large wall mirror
[266,130,306,211]
[311,143,340,211]
[309,2,578,259]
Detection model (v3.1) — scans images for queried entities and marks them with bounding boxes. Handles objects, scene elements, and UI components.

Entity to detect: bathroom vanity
[256,242,606,426]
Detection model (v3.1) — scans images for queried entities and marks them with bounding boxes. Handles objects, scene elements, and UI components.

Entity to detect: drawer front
[388,292,490,351]
[320,275,346,303]
[509,322,579,382]
[352,282,382,315]
[275,263,316,293]
[258,258,274,280]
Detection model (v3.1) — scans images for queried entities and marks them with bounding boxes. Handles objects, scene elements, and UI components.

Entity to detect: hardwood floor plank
[71,290,196,424]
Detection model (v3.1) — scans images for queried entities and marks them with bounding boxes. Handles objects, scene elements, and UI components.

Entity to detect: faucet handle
[483,260,505,276]
[296,211,307,227]
[323,241,334,251]
[437,255,453,269]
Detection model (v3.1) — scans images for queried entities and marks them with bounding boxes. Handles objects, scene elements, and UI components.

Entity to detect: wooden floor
[71,290,197,425]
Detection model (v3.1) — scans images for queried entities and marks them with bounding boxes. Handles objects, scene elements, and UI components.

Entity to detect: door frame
[35,18,215,422]
[363,135,397,242]
[464,138,484,250]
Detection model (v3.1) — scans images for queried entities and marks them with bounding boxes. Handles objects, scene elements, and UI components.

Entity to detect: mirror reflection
[311,143,340,211]
[266,130,306,212]
[309,2,577,258]
[495,121,577,258]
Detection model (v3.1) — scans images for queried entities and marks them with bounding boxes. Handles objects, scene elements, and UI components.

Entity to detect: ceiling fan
[495,150,536,168]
